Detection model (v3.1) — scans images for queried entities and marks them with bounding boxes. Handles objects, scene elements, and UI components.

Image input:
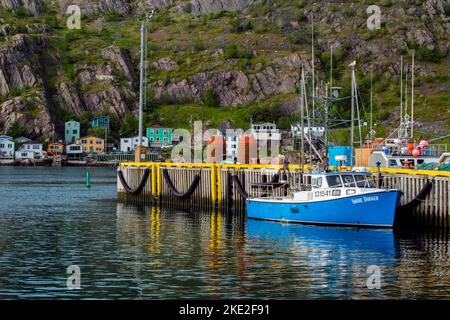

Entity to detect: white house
[66,144,83,160]
[224,130,242,162]
[251,123,281,153]
[120,136,149,153]
[15,141,43,160]
[0,139,15,159]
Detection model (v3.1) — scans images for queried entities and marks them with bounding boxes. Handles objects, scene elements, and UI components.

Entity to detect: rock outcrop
[0,34,44,96]
[0,0,42,15]
[151,53,312,106]
[0,90,53,137]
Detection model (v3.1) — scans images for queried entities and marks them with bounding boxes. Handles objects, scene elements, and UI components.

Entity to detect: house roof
[23,141,42,145]
[148,124,168,129]
[79,136,104,140]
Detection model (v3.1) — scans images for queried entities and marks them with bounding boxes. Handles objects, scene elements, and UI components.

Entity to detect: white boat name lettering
[351,196,379,204]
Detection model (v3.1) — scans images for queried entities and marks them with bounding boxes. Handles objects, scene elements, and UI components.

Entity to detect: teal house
[146,125,173,146]
[65,120,80,143]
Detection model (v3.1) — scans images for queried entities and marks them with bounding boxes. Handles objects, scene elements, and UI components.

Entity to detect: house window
[164,130,168,135]
[82,140,87,144]
[73,130,77,134]
[164,138,168,142]
[33,145,39,150]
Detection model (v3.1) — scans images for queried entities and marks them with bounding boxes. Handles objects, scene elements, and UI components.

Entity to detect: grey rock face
[0,0,42,15]
[151,53,312,107]
[0,34,43,96]
[0,90,53,137]
[58,0,131,16]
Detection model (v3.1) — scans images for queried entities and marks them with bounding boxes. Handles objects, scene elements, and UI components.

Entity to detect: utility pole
[135,10,154,162]
[311,13,315,127]
[411,51,415,139]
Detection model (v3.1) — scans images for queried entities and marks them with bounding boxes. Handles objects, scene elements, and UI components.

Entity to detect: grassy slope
[0,1,448,145]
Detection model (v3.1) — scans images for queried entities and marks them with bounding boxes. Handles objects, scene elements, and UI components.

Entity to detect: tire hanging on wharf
[118,168,151,195]
[162,169,201,199]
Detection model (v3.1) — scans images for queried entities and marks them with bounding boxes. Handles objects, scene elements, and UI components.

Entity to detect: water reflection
[114,203,450,299]
[0,167,449,299]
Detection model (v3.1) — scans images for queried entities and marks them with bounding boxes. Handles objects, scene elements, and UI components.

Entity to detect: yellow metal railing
[120,162,450,205]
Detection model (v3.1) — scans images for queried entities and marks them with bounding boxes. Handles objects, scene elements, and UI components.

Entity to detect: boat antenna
[138,9,154,147]
[411,51,415,139]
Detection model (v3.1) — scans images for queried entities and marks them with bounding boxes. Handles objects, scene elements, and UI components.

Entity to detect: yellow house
[77,136,105,155]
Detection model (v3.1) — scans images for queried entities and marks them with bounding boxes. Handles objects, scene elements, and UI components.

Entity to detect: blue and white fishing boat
[246,171,402,228]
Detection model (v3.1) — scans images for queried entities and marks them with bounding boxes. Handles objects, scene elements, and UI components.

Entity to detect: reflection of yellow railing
[149,206,161,254]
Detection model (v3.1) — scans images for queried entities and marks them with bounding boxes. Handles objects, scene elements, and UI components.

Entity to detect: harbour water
[0,167,449,299]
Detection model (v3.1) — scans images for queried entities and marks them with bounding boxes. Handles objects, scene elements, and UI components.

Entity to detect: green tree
[203,88,220,107]
[120,113,139,137]
[6,122,27,138]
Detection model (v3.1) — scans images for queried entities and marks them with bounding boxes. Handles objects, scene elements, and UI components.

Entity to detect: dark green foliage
[416,47,443,63]
[182,2,193,14]
[105,11,123,22]
[120,113,139,136]
[230,17,252,33]
[444,3,450,15]
[203,88,220,107]
[6,122,27,137]
[14,7,33,18]
[193,41,206,52]
[223,44,253,59]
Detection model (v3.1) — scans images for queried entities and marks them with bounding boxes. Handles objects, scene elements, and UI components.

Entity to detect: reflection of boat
[247,219,396,258]
[246,172,401,228]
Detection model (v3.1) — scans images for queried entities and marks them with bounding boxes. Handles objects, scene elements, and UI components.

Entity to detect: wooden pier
[117,163,450,228]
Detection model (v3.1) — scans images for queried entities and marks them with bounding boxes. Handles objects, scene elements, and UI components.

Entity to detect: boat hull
[246,191,401,228]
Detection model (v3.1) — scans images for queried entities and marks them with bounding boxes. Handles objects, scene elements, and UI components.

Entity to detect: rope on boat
[162,169,201,199]
[232,175,248,200]
[118,168,150,195]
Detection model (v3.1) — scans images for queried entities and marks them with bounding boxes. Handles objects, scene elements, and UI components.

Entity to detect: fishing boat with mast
[246,61,402,228]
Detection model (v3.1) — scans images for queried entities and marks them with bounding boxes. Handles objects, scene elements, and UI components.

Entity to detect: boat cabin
[306,172,375,189]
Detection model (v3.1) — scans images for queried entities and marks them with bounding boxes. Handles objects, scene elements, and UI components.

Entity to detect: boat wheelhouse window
[326,175,342,188]
[354,175,369,187]
[342,175,356,187]
[311,177,322,188]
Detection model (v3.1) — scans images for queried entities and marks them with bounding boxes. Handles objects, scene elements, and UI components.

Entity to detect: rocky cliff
[0,0,448,140]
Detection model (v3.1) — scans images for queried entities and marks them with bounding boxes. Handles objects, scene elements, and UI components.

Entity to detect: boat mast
[330,45,333,97]
[349,61,356,166]
[370,67,373,140]
[400,55,403,130]
[300,66,305,176]
[411,51,415,139]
